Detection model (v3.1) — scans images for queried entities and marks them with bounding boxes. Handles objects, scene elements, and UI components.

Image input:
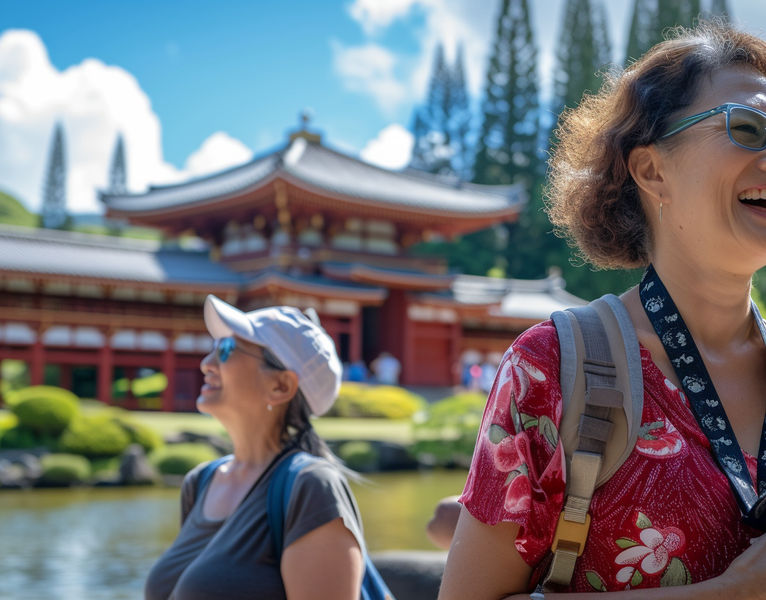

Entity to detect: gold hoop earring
[659,202,663,223]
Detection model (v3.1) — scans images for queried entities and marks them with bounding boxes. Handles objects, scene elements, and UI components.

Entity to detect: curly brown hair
[545,21,766,270]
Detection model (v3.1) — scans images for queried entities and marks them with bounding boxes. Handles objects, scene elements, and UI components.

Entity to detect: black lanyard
[640,265,766,531]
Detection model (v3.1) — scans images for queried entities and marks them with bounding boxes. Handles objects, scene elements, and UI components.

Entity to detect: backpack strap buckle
[551,511,591,556]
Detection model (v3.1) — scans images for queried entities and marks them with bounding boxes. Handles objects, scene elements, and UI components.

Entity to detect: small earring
[659,202,663,223]
[267,404,273,412]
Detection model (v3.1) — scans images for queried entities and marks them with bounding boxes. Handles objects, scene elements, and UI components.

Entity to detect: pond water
[0,469,468,600]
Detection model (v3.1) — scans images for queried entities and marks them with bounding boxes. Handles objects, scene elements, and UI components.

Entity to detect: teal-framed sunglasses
[213,337,264,363]
[659,102,766,151]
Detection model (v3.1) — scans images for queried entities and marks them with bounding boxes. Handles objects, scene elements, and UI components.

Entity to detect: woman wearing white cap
[145,296,370,599]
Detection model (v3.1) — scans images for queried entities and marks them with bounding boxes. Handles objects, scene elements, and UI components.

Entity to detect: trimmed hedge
[0,425,47,449]
[11,387,79,435]
[58,415,132,458]
[337,440,378,472]
[115,418,164,453]
[329,384,426,419]
[150,443,220,476]
[39,453,91,485]
[412,392,486,467]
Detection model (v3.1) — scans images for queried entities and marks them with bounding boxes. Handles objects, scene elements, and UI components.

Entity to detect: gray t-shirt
[144,451,364,600]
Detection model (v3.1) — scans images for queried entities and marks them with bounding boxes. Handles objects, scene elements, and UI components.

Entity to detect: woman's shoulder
[499,320,561,381]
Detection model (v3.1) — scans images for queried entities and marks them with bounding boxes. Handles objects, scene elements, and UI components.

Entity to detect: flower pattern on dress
[612,512,689,589]
[635,420,686,458]
[460,322,758,593]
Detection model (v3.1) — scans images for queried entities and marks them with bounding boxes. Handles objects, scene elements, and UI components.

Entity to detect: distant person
[370,351,401,385]
[478,361,497,394]
[145,296,373,599]
[441,21,766,599]
[347,360,368,383]
[426,495,461,551]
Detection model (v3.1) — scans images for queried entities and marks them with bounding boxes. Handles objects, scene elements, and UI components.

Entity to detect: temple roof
[321,261,454,290]
[244,269,387,302]
[100,137,525,219]
[0,225,242,289]
[451,273,587,319]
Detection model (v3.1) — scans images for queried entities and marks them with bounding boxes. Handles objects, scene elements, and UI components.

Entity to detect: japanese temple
[0,125,585,411]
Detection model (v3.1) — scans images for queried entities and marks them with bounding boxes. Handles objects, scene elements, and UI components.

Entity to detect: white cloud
[344,0,496,112]
[360,124,413,170]
[331,40,408,114]
[183,132,253,178]
[348,0,422,35]
[0,30,251,215]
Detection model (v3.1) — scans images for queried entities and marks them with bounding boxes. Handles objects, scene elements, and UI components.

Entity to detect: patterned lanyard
[640,264,766,530]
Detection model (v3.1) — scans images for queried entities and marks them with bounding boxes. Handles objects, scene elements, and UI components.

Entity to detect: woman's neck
[218,413,285,467]
[650,255,756,352]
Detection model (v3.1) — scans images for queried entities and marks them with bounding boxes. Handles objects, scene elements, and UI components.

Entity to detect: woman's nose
[200,349,217,373]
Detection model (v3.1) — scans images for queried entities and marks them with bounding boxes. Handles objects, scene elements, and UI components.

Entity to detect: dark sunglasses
[660,102,766,151]
[213,337,264,363]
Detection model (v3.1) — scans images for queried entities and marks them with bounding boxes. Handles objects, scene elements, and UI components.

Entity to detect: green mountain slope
[0,190,37,227]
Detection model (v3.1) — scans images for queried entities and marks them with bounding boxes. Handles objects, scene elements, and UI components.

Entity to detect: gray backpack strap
[545,294,643,590]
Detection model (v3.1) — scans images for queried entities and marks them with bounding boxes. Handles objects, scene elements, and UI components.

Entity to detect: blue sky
[2,0,765,214]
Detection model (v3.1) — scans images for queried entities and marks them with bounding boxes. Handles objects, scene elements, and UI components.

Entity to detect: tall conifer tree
[108,134,127,194]
[706,0,730,20]
[409,43,472,179]
[625,0,658,63]
[472,0,540,187]
[41,122,67,229]
[552,0,612,116]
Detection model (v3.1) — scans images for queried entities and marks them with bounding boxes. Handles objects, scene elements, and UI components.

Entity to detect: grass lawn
[128,411,414,444]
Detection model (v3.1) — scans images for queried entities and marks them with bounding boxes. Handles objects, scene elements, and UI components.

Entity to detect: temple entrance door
[361,306,381,366]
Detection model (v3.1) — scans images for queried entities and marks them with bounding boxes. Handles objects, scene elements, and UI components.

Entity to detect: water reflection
[0,470,467,600]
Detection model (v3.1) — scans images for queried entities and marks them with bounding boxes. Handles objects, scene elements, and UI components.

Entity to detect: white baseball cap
[203,295,342,416]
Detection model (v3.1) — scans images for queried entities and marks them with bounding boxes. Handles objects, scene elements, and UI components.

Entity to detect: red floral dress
[460,322,760,592]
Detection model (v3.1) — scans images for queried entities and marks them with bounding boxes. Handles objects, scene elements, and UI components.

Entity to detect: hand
[714,534,766,600]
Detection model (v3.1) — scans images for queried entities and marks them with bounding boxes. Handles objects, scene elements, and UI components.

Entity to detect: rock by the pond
[371,550,447,600]
[119,444,158,485]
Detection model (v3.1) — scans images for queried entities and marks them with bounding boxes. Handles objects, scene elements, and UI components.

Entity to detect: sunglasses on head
[660,102,766,151]
[213,337,264,363]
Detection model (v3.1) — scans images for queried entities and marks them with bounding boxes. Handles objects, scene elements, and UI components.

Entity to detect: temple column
[162,334,176,412]
[450,321,462,386]
[350,311,362,363]
[97,330,113,404]
[59,365,73,392]
[30,326,46,385]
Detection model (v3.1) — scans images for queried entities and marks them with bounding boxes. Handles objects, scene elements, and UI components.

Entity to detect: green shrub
[0,425,43,449]
[115,418,164,453]
[6,385,78,409]
[89,456,122,479]
[337,440,378,472]
[150,443,219,476]
[0,410,18,433]
[39,453,91,485]
[58,414,131,458]
[329,384,426,419]
[412,392,486,467]
[11,387,79,435]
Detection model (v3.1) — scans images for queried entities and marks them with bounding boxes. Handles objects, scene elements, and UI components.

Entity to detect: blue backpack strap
[267,451,395,600]
[267,451,321,557]
[195,454,233,500]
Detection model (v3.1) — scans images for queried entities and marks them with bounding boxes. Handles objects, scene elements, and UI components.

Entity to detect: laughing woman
[145,297,367,600]
[440,21,766,599]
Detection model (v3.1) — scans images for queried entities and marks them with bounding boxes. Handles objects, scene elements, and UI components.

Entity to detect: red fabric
[460,321,760,592]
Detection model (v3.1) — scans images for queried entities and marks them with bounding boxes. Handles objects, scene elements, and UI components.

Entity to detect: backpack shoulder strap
[267,451,320,558]
[545,294,643,590]
[267,452,396,599]
[195,454,234,501]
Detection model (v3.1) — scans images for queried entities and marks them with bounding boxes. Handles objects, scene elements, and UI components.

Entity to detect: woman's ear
[267,370,299,407]
[628,145,668,204]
